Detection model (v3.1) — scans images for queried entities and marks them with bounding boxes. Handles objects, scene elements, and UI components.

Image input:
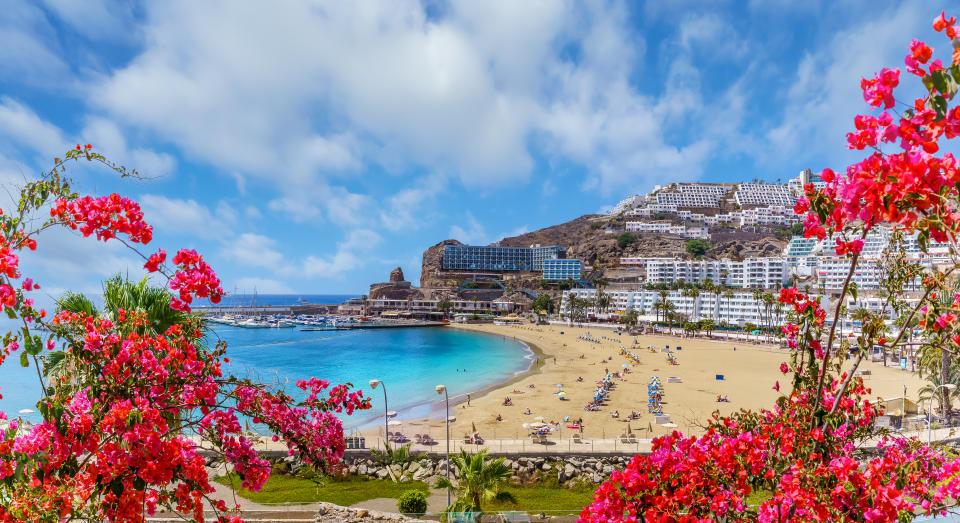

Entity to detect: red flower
[144,249,166,272]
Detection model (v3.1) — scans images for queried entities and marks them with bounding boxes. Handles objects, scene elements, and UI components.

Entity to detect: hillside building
[442,244,565,272]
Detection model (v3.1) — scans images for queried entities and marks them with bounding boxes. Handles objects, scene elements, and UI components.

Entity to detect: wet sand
[374,322,925,442]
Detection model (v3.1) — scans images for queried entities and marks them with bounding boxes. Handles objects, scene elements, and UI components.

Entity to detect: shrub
[616,232,637,249]
[397,490,428,514]
[685,238,710,257]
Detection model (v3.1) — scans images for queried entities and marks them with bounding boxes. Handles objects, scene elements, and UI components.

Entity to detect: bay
[0,325,534,432]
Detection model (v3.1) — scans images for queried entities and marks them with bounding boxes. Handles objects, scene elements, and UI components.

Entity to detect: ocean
[0,324,534,432]
[200,294,361,307]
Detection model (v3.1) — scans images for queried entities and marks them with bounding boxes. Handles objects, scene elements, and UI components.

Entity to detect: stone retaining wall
[340,454,630,486]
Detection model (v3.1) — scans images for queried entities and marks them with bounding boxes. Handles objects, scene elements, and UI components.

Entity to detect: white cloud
[678,13,747,61]
[244,205,261,219]
[449,212,487,245]
[380,173,446,231]
[0,1,70,87]
[301,229,382,278]
[139,194,229,239]
[268,196,322,223]
[40,0,136,42]
[232,277,293,294]
[497,225,530,242]
[763,3,930,169]
[21,228,146,298]
[81,117,175,177]
[0,97,66,157]
[88,0,719,200]
[222,233,285,270]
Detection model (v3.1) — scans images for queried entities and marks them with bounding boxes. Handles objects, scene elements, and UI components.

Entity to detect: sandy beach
[367,322,926,444]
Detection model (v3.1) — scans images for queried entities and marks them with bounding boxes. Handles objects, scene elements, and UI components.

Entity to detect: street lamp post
[369,379,388,449]
[928,383,957,444]
[436,384,451,507]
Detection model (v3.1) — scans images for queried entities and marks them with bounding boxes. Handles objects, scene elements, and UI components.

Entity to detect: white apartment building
[626,204,799,229]
[624,222,709,239]
[678,184,730,196]
[626,221,673,234]
[656,191,723,207]
[783,228,953,290]
[625,204,680,217]
[622,257,790,289]
[609,195,643,215]
[560,289,823,327]
[735,183,797,207]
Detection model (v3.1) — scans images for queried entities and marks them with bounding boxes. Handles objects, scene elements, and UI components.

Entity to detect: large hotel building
[442,244,567,272]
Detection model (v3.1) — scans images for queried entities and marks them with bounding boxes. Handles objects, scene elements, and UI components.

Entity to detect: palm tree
[762,291,776,329]
[656,289,670,326]
[920,366,960,419]
[50,275,199,379]
[700,318,715,338]
[663,301,677,334]
[595,288,611,315]
[723,289,734,329]
[435,449,515,513]
[752,288,763,327]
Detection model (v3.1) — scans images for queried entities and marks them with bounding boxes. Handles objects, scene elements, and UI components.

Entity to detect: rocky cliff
[420,239,463,288]
[418,215,789,287]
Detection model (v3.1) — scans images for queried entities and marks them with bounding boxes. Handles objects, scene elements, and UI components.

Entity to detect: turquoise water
[0,325,534,430]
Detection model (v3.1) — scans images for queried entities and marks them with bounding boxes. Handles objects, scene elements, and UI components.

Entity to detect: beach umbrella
[529,422,546,428]
[386,411,398,418]
[387,420,402,427]
[555,384,564,388]
[622,364,630,368]
[448,416,457,422]
[522,423,531,429]
[534,416,546,421]
[557,391,566,396]
[17,409,33,415]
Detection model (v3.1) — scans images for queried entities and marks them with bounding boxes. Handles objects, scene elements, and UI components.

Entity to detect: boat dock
[339,320,447,329]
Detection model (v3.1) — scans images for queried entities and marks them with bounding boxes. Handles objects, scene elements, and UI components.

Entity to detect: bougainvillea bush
[0,146,370,522]
[583,12,960,523]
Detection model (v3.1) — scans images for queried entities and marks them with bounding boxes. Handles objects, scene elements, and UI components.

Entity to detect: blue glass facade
[542,258,582,280]
[442,245,565,271]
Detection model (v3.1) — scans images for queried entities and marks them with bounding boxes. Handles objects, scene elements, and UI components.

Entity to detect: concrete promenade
[197,425,960,461]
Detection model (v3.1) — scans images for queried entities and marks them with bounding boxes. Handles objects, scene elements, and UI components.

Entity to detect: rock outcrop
[314,503,433,522]
[369,267,421,300]
[419,239,463,289]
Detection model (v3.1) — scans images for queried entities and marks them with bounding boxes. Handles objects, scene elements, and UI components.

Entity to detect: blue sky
[0,0,951,297]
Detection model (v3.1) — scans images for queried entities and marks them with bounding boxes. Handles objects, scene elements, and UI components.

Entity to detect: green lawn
[215,473,429,506]
[217,472,597,514]
[488,485,596,515]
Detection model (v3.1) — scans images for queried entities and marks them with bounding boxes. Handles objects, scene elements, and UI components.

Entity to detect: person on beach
[467,394,471,406]
[496,413,503,422]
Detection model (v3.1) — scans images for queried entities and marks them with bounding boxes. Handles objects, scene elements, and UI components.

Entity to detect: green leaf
[25,336,41,356]
[951,64,960,84]
[931,95,948,121]
[932,69,950,94]
[19,351,28,367]
[903,108,915,120]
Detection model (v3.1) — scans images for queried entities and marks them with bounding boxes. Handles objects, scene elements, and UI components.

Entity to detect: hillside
[496,214,789,268]
[417,214,790,288]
